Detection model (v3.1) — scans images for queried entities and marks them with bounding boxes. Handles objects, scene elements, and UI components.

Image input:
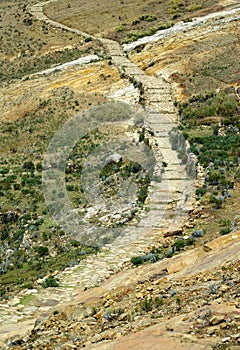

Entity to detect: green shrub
[66,184,75,191]
[220,227,231,235]
[139,132,145,142]
[191,229,205,238]
[131,256,144,265]
[140,297,153,311]
[137,186,148,205]
[195,186,207,198]
[172,239,185,251]
[0,167,9,175]
[23,161,35,172]
[215,195,225,209]
[117,25,124,32]
[144,138,150,146]
[34,246,49,261]
[172,238,195,251]
[69,239,81,247]
[219,218,231,227]
[23,283,34,289]
[42,276,59,288]
[155,296,164,307]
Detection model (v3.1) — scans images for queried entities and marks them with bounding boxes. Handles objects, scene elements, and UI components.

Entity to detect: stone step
[156,146,179,157]
[144,97,173,104]
[111,57,133,66]
[122,66,145,75]
[153,137,173,145]
[158,177,193,189]
[146,200,169,208]
[144,91,172,99]
[144,86,170,92]
[145,111,177,122]
[110,52,126,57]
[145,119,176,128]
[146,115,176,122]
[146,102,177,113]
[138,75,168,88]
[153,133,169,138]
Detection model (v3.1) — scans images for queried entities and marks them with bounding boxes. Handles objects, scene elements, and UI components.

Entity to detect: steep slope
[0,0,239,349]
[4,232,240,348]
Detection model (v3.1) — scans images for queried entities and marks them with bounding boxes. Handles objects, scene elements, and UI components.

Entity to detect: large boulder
[104,153,122,166]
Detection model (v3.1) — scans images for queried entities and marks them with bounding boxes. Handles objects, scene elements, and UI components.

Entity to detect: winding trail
[27,1,196,281]
[30,0,196,232]
[2,0,239,345]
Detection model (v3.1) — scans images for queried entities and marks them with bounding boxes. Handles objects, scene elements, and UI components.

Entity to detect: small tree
[23,161,35,172]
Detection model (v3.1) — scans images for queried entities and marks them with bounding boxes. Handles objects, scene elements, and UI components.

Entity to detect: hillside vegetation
[0,0,240,349]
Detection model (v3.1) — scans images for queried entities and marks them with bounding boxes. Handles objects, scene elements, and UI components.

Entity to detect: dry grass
[132,20,239,100]
[0,0,104,84]
[44,0,219,42]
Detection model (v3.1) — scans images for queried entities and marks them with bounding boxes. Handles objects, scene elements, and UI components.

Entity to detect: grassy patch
[20,294,35,305]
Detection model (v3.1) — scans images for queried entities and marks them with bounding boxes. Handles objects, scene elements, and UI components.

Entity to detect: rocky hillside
[0,0,240,349]
[4,231,240,349]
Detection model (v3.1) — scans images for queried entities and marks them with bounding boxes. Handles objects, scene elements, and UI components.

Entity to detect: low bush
[42,276,59,288]
[195,186,207,198]
[220,227,231,235]
[191,229,205,238]
[131,256,144,265]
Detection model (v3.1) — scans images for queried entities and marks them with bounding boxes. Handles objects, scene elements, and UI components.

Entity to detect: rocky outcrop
[3,231,240,349]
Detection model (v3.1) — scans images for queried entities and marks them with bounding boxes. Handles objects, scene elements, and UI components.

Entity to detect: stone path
[0,1,198,345]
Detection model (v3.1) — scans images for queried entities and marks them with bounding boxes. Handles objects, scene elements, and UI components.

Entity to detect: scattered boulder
[104,153,122,166]
[209,315,225,325]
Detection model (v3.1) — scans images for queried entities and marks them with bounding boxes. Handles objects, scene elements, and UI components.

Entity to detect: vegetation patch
[131,235,196,266]
[42,276,60,288]
[0,89,107,298]
[175,91,239,210]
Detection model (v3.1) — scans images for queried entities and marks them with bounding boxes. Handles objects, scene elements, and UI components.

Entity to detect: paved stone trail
[0,0,198,344]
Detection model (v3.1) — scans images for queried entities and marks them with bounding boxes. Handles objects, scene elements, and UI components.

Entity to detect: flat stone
[210,315,225,325]
[23,306,38,314]
[24,289,38,295]
[44,299,59,307]
[221,337,231,343]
